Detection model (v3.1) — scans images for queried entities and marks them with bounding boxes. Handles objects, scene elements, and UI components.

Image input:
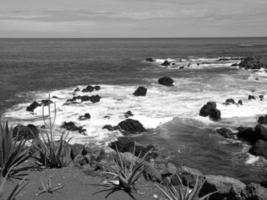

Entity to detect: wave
[145,56,241,70]
[3,78,267,144]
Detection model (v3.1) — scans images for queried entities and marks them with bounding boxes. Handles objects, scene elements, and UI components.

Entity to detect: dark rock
[200,175,246,200]
[232,63,239,67]
[216,128,236,140]
[199,102,221,121]
[241,183,267,200]
[124,111,134,118]
[254,124,267,140]
[89,95,101,103]
[248,95,256,100]
[258,115,267,125]
[41,99,53,106]
[52,96,59,99]
[249,140,267,159]
[237,127,259,144]
[78,113,91,120]
[94,85,101,91]
[158,76,174,86]
[102,125,117,131]
[146,58,154,62]
[26,101,40,112]
[161,60,171,66]
[74,87,80,92]
[225,98,235,105]
[109,137,158,159]
[61,121,86,134]
[13,124,39,140]
[133,86,147,96]
[259,95,264,101]
[238,101,244,106]
[118,119,146,135]
[239,57,267,70]
[80,95,91,102]
[82,85,94,92]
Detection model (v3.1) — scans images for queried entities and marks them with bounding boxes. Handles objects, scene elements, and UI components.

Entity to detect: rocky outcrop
[61,122,86,134]
[133,86,147,96]
[239,57,267,70]
[26,101,40,112]
[237,127,258,144]
[248,95,256,100]
[161,60,171,66]
[158,76,174,86]
[66,95,101,104]
[248,140,267,159]
[13,124,39,140]
[109,137,158,159]
[117,119,146,135]
[199,102,221,121]
[224,98,235,105]
[82,85,101,93]
[215,128,236,140]
[78,113,91,120]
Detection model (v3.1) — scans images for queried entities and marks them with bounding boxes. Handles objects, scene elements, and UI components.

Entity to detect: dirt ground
[4,167,162,200]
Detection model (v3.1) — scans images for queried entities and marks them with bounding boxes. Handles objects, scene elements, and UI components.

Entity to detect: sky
[0,0,266,38]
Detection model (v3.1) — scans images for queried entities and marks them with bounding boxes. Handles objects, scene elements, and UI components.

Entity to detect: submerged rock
[146,58,154,62]
[248,95,256,100]
[224,98,235,105]
[249,139,267,159]
[215,128,236,140]
[26,101,40,112]
[158,76,174,86]
[124,111,134,118]
[199,101,221,121]
[133,86,147,96]
[102,125,118,131]
[118,119,146,135]
[13,124,39,140]
[78,113,91,120]
[161,60,171,66]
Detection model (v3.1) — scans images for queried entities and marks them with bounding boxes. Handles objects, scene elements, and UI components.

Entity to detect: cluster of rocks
[239,57,267,70]
[81,85,101,93]
[65,95,101,104]
[26,99,53,112]
[103,118,147,135]
[199,102,221,121]
[215,115,267,159]
[61,121,86,135]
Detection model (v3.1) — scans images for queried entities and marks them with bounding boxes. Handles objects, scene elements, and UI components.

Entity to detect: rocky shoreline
[3,56,267,200]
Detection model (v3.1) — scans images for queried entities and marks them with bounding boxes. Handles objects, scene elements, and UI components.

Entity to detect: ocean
[1,38,267,184]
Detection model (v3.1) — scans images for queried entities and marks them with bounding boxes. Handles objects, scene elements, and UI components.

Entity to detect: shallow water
[1,38,267,183]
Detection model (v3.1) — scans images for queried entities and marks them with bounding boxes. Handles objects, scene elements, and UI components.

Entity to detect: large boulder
[158,76,174,86]
[109,137,158,159]
[199,102,221,121]
[26,101,40,112]
[258,115,267,125]
[254,124,267,141]
[249,140,267,159]
[237,127,259,144]
[133,86,147,96]
[200,175,246,200]
[118,119,146,135]
[13,124,39,140]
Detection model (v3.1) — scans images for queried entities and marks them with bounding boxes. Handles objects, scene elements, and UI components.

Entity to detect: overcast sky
[0,0,266,37]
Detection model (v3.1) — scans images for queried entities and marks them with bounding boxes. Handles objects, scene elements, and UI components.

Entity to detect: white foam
[147,57,241,70]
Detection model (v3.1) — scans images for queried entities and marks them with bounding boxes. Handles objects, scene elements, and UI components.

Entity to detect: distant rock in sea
[158,76,174,86]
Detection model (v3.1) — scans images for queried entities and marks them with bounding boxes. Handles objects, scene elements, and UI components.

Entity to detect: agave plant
[93,145,150,199]
[0,121,30,179]
[32,98,71,168]
[0,168,28,200]
[156,174,216,200]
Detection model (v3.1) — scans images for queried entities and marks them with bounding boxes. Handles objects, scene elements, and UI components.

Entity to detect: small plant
[156,174,216,200]
[93,145,149,199]
[35,175,63,196]
[0,170,28,200]
[32,97,71,168]
[0,121,30,179]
